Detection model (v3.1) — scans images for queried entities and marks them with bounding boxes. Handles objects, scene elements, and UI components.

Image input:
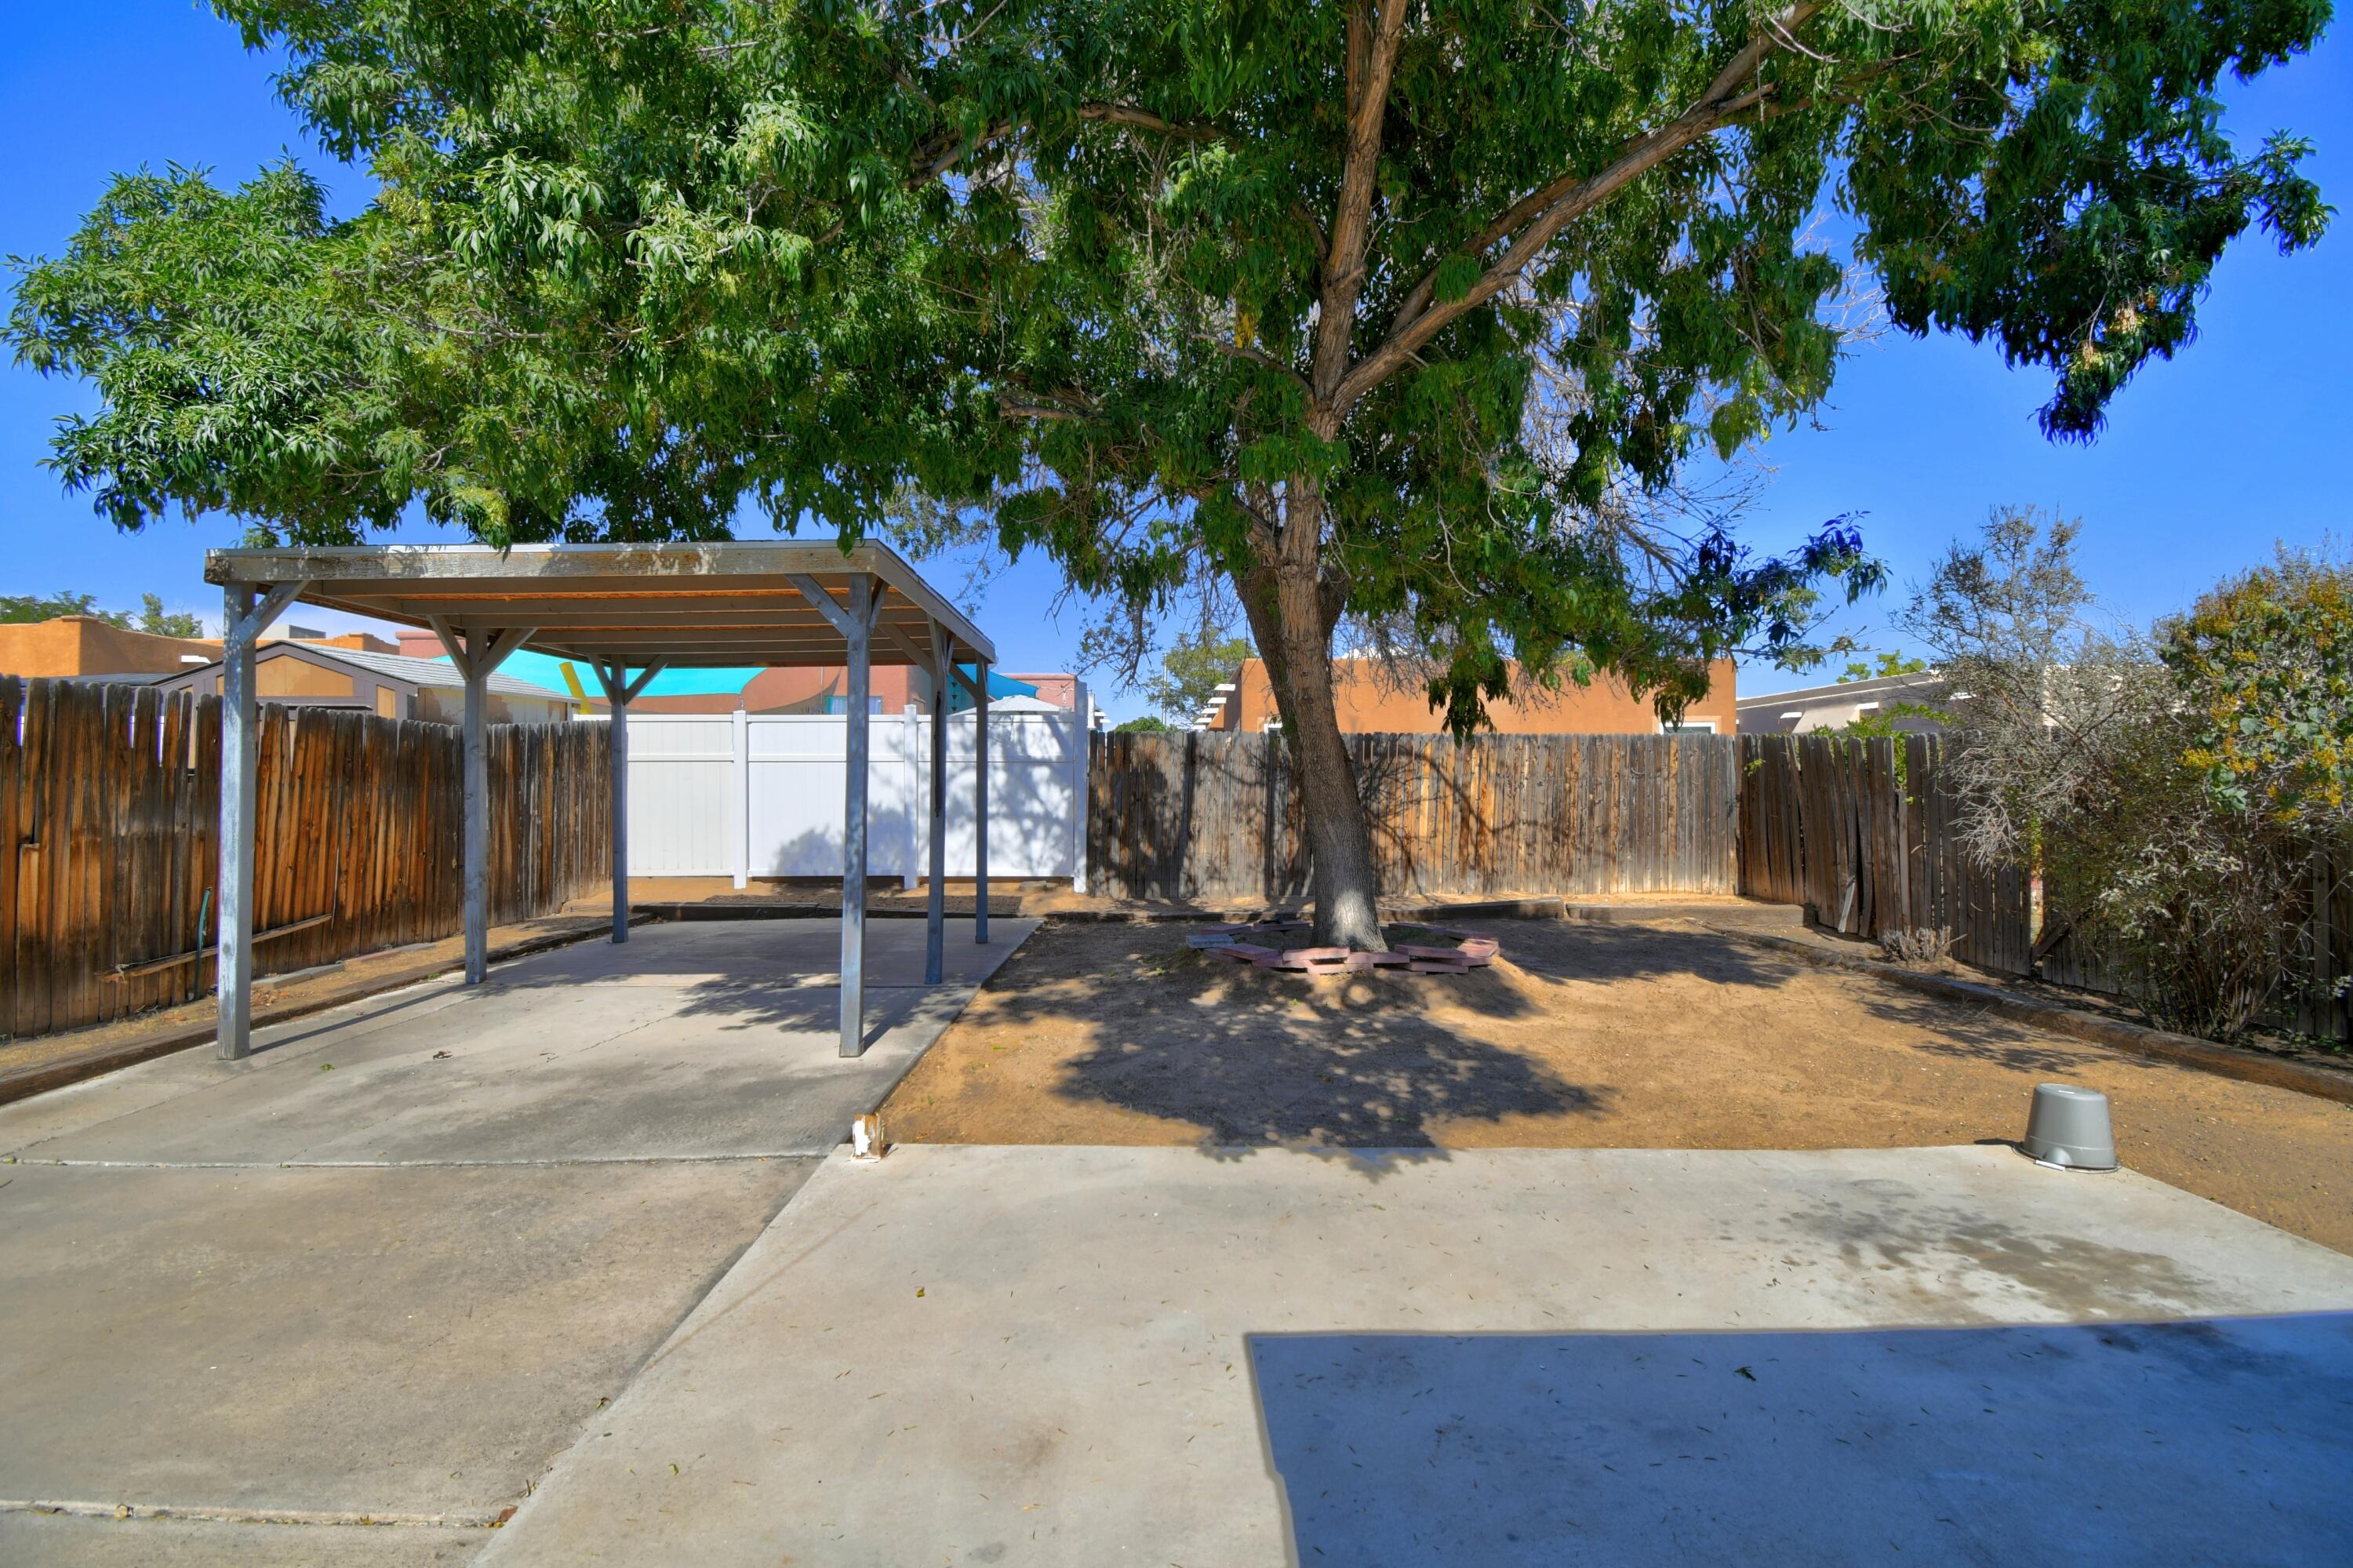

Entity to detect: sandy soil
[883,918,2353,1256]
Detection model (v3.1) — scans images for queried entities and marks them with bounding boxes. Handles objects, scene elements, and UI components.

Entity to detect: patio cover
[203,541,998,1061]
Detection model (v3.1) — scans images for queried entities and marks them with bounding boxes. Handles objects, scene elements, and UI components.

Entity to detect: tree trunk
[1237,497,1388,951]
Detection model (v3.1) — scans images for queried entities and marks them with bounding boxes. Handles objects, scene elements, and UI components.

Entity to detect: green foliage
[1,591,110,624]
[1113,715,1174,733]
[1144,630,1253,723]
[2165,551,2353,822]
[8,2,2315,686]
[0,589,202,636]
[136,594,206,638]
[1913,511,2341,1041]
[1838,652,1929,682]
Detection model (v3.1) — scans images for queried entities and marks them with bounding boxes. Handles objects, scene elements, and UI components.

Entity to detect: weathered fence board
[1088,731,1739,903]
[1736,733,2034,974]
[1,676,611,1040]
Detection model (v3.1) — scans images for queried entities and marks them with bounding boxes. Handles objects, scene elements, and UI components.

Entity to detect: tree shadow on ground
[1494,919,1814,990]
[1049,978,1609,1148]
[933,918,1823,1151]
[1838,969,2174,1078]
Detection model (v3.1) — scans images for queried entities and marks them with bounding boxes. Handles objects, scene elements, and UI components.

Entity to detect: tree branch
[1309,0,1412,424]
[1076,103,1230,142]
[912,101,1233,184]
[1379,2,1826,358]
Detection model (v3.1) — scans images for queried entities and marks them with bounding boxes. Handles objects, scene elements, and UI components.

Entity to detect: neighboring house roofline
[1734,669,1946,712]
[172,642,570,701]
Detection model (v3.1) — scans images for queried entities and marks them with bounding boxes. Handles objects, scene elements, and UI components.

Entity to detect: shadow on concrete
[1250,1315,2353,1566]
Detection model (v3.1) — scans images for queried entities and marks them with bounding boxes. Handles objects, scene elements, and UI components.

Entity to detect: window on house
[1660,717,1718,734]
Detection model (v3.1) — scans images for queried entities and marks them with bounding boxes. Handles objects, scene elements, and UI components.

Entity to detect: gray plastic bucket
[2023,1083,2117,1170]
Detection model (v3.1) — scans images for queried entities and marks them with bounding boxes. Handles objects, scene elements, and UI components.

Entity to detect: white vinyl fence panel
[617,707,1087,886]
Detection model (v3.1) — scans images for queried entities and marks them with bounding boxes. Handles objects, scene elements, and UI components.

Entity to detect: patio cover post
[791,572,881,1057]
[926,621,951,985]
[949,660,991,947]
[215,579,300,1060]
[434,620,533,985]
[593,661,665,944]
[973,662,989,944]
[842,578,875,1056]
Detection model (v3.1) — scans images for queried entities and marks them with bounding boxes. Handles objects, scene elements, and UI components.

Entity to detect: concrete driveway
[0,916,1032,1566]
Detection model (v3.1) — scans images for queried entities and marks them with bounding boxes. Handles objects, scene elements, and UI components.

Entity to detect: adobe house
[158,640,574,724]
[1196,657,1739,735]
[0,615,220,678]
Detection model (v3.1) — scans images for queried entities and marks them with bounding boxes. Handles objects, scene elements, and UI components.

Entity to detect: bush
[1906,514,2350,1041]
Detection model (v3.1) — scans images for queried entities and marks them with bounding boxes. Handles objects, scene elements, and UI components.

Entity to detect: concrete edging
[0,916,660,1108]
[1710,925,2353,1108]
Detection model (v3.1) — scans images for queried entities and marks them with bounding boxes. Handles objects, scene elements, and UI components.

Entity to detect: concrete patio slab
[0,1159,813,1519]
[0,919,1037,1165]
[480,1144,2353,1568]
[1,918,1032,1565]
[0,1512,484,1567]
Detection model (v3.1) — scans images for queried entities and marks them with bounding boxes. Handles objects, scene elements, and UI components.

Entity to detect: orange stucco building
[1200,657,1737,735]
[0,616,220,678]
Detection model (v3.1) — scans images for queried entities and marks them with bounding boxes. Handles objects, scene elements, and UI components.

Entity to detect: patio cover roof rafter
[202,540,996,1063]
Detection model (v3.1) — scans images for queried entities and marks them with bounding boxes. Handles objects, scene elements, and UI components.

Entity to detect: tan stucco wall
[413,689,569,726]
[1215,658,1738,735]
[0,617,220,678]
[256,653,357,698]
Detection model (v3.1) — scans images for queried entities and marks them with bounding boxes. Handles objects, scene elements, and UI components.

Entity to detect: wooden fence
[2,675,612,1040]
[1736,732,2353,1039]
[1737,733,2032,973]
[1089,731,1739,904]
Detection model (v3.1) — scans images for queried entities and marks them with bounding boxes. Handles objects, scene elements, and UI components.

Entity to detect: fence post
[733,706,751,890]
[1070,680,1091,894]
[903,704,921,892]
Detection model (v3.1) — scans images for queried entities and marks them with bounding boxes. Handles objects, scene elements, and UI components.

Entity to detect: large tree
[10,0,2329,946]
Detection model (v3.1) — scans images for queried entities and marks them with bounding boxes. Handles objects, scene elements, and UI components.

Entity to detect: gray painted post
[593,661,664,944]
[840,577,873,1057]
[606,671,631,943]
[216,587,260,1059]
[436,623,532,986]
[214,580,298,1060]
[461,656,490,984]
[926,622,950,985]
[974,662,990,945]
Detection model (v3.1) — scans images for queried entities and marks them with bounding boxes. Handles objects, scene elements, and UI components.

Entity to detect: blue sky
[3,4,2345,720]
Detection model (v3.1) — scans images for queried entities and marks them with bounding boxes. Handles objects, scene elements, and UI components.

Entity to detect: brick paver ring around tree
[1187,921,1500,976]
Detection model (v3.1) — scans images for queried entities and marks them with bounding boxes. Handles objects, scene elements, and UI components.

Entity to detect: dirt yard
[883,918,2353,1255]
